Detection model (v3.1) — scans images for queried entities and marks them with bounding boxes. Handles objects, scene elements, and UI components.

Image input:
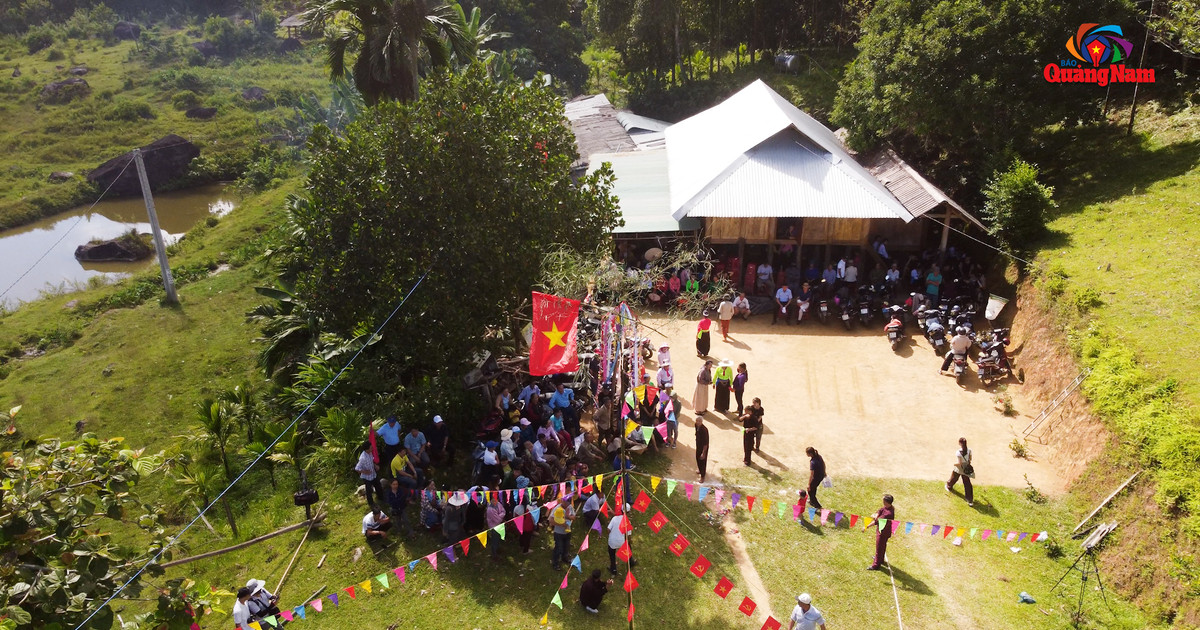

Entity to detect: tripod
[1051,547,1109,620]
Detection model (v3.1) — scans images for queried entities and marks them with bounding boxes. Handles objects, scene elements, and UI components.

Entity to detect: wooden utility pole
[1127,0,1156,136]
[132,148,178,304]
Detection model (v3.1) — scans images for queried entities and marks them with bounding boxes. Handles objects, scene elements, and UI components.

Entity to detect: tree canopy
[288,65,621,382]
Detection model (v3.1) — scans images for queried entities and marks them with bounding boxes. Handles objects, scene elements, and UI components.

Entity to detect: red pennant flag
[739,597,757,616]
[628,602,635,622]
[714,576,734,599]
[944,525,955,539]
[669,534,690,556]
[648,511,668,533]
[761,616,782,630]
[345,586,356,600]
[746,496,756,512]
[632,490,652,513]
[529,292,580,375]
[624,571,639,592]
[600,501,611,517]
[616,541,632,562]
[619,515,633,534]
[690,555,712,578]
[460,538,470,556]
[849,514,859,528]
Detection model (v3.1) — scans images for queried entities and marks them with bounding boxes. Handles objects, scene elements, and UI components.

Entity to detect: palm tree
[189,398,237,482]
[304,0,473,104]
[449,4,508,65]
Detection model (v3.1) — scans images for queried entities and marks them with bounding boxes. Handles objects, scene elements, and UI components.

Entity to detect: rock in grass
[242,86,267,101]
[114,21,141,41]
[87,134,200,196]
[69,66,88,76]
[186,106,217,120]
[41,77,90,104]
[11,67,19,78]
[75,232,153,263]
[192,41,218,57]
[48,171,74,182]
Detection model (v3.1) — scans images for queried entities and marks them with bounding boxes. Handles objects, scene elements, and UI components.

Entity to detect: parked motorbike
[857,291,873,328]
[949,305,976,339]
[883,306,905,352]
[977,328,1022,384]
[838,295,854,330]
[950,351,970,385]
[817,296,831,324]
[923,308,948,355]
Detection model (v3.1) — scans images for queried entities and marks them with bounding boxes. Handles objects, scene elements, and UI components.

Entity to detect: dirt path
[642,314,1063,494]
[721,525,776,622]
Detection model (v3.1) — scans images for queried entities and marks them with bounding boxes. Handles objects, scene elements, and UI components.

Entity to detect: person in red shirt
[695,311,713,357]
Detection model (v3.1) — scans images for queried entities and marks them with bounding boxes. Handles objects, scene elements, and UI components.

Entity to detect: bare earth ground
[640,313,1066,494]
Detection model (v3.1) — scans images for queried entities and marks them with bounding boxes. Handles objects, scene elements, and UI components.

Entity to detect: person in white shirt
[787,593,827,630]
[940,327,973,373]
[232,587,254,630]
[756,262,775,295]
[354,442,382,509]
[362,508,391,541]
[772,285,793,325]
[836,257,846,280]
[732,292,751,320]
[885,264,900,284]
[843,262,858,286]
[656,364,674,390]
[606,506,633,575]
[716,298,735,341]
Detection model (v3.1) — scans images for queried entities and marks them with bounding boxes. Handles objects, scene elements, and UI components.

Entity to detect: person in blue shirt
[549,383,578,433]
[518,379,542,414]
[376,416,403,470]
[404,426,430,468]
[804,262,821,283]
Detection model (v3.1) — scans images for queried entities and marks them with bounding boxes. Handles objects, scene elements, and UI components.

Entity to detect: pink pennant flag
[714,489,725,505]
[621,402,632,417]
[656,423,668,439]
[560,482,567,498]
[561,573,569,590]
[280,611,293,623]
[426,552,438,571]
[891,520,900,534]
[820,509,830,525]
[392,567,405,584]
[519,488,526,502]
[581,534,590,552]
[982,529,992,541]
[793,504,802,520]
[685,483,694,500]
[1006,532,1017,542]
[310,600,322,613]
[514,517,526,534]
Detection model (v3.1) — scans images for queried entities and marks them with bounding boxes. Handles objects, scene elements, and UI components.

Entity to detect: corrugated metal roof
[588,150,702,234]
[685,130,911,218]
[565,94,637,171]
[665,80,911,222]
[861,148,985,229]
[616,111,671,134]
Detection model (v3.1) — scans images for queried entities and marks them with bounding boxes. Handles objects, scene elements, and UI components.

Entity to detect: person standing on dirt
[945,437,974,506]
[867,494,896,571]
[805,447,826,510]
[717,296,735,341]
[695,416,710,483]
[696,311,713,357]
[713,360,734,413]
[733,363,749,415]
[693,360,713,416]
[740,398,763,466]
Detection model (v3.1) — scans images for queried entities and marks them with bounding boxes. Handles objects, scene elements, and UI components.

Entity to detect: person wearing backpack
[946,437,974,506]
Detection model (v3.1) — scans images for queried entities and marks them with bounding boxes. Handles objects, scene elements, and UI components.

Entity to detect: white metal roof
[588,150,702,234]
[666,80,913,222]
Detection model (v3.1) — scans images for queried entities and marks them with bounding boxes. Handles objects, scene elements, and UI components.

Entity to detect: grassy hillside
[0,26,330,229]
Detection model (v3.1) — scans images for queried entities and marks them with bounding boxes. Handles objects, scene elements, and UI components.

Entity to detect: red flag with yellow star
[530,292,580,376]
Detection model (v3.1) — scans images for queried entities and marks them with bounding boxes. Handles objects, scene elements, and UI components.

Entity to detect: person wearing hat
[376,415,404,474]
[499,428,517,462]
[693,360,713,416]
[787,593,827,630]
[232,587,254,630]
[696,311,713,357]
[443,491,468,543]
[405,425,431,469]
[244,579,280,620]
[656,363,674,390]
[713,360,734,413]
[657,343,672,367]
[518,417,537,446]
[426,414,454,467]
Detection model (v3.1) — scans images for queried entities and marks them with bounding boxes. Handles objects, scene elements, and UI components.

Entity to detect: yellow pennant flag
[625,419,639,437]
[864,517,874,530]
[476,531,488,548]
[956,527,965,538]
[596,475,604,492]
[360,579,372,594]
[539,612,549,625]
[250,623,262,630]
[761,499,771,515]
[651,476,662,492]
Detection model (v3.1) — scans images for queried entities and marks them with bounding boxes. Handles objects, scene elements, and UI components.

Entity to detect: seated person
[611,451,635,472]
[732,292,751,319]
[404,426,431,468]
[518,417,537,446]
[419,481,443,530]
[548,383,578,433]
[795,282,814,321]
[390,449,424,489]
[804,262,821,283]
[244,579,280,621]
[385,478,414,536]
[537,419,564,455]
[576,432,607,467]
[548,409,573,448]
[362,508,391,541]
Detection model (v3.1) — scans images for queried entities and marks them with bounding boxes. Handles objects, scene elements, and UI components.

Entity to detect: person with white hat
[657,343,671,367]
[787,593,827,630]
[443,491,469,543]
[499,428,518,463]
[244,578,280,620]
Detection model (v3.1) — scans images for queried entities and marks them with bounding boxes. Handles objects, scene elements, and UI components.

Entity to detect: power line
[73,268,432,630]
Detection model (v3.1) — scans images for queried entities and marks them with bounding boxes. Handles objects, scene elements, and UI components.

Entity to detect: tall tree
[304,0,473,104]
[288,65,621,382]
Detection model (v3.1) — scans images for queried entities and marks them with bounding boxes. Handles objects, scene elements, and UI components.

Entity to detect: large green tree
[288,65,621,381]
[466,0,588,90]
[304,0,473,104]
[832,0,1133,188]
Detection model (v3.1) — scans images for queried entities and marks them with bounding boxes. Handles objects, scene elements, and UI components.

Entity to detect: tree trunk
[222,495,239,538]
[219,445,232,482]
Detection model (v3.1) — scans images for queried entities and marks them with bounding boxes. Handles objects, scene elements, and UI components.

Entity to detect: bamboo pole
[274,501,326,595]
[160,513,326,568]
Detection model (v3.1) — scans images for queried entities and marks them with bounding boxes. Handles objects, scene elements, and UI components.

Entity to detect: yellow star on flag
[542,322,567,349]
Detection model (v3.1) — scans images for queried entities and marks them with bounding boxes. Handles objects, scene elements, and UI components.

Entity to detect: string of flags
[380,472,615,504]
[231,474,613,629]
[626,471,1050,547]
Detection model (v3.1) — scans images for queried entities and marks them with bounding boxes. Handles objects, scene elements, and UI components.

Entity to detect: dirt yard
[639,312,1065,494]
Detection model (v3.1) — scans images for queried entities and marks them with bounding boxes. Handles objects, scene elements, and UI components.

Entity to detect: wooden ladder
[1023,367,1091,443]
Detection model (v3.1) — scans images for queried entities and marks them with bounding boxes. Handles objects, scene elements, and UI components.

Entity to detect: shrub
[257,10,279,35]
[981,159,1056,257]
[24,25,57,53]
[104,98,154,121]
[1010,438,1029,459]
[203,16,257,56]
[63,4,118,42]
[172,90,200,110]
[1022,474,1047,504]
[45,48,65,62]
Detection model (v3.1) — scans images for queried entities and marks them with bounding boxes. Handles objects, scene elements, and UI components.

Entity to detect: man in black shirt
[579,569,612,613]
[426,415,454,466]
[695,417,710,483]
[740,398,764,466]
[806,446,826,510]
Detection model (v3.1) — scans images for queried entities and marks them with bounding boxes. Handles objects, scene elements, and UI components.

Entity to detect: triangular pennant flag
[931,524,941,536]
[633,490,652,512]
[656,423,668,439]
[531,507,541,524]
[997,529,1006,541]
[628,602,635,622]
[1007,532,1017,542]
[581,534,590,551]
[616,541,632,562]
[596,475,604,492]
[476,531,488,547]
[669,533,690,556]
[648,511,668,533]
[571,555,582,571]
[262,616,277,628]
[902,521,911,534]
[821,509,831,525]
[864,517,874,529]
[409,559,419,571]
[686,482,694,501]
[651,476,662,491]
[551,591,563,609]
[944,525,955,539]
[746,495,756,512]
[560,573,569,590]
[624,571,639,592]
[426,552,438,570]
[714,576,734,599]
[1018,532,1028,542]
[519,488,526,503]
[625,419,638,436]
[311,599,323,613]
[281,611,294,623]
[539,612,549,625]
[376,573,389,589]
[739,597,757,616]
[794,504,803,520]
[762,498,771,515]
[698,486,710,502]
[442,546,456,563]
[293,606,305,620]
[591,516,603,532]
[732,493,741,509]
[918,523,928,534]
[328,593,339,606]
[619,514,632,534]
[667,479,678,496]
[494,523,507,540]
[249,623,261,630]
[640,425,653,443]
[808,507,816,522]
[344,586,356,600]
[714,489,725,504]
[778,501,787,519]
[891,520,900,534]
[690,554,712,578]
[600,501,611,517]
[461,538,470,556]
[850,513,859,528]
[359,579,372,594]
[835,512,844,526]
[762,616,782,630]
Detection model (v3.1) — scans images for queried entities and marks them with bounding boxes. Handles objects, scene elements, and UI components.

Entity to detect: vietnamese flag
[530,292,580,375]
